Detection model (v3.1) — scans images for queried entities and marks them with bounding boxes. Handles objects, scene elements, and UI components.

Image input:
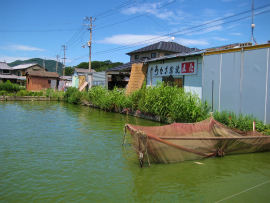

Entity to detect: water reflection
[0,101,269,203]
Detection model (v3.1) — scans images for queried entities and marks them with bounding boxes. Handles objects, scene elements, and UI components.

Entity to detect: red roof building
[26,70,59,91]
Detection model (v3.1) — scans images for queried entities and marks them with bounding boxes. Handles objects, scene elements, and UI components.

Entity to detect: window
[3,70,9,74]
[48,80,51,84]
[162,76,183,87]
[28,78,29,84]
[151,53,156,58]
[135,55,139,59]
[165,53,170,56]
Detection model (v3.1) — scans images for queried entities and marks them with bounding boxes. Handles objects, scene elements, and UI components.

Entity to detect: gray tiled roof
[126,41,197,55]
[106,59,145,71]
[26,70,59,78]
[0,62,13,70]
[146,50,205,62]
[74,68,96,73]
[60,76,72,80]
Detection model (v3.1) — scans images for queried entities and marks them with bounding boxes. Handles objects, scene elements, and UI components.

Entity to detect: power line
[62,45,68,77]
[94,0,176,30]
[64,19,86,46]
[146,15,170,34]
[0,28,80,32]
[92,0,137,18]
[95,0,148,20]
[83,17,96,72]
[92,7,270,54]
[66,9,270,66]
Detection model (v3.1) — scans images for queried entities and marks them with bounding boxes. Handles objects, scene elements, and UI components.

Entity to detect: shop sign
[149,60,197,76]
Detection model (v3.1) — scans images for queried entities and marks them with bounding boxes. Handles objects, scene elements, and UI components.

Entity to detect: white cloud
[98,34,169,45]
[174,38,208,46]
[212,37,228,41]
[230,33,242,36]
[0,44,45,52]
[238,3,249,7]
[184,25,223,36]
[97,34,208,47]
[0,55,32,63]
[121,2,175,20]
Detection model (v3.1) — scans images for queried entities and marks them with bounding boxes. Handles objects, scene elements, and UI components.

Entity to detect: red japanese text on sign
[181,62,195,73]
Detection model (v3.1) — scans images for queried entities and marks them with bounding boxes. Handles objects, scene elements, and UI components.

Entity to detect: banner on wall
[149,60,197,76]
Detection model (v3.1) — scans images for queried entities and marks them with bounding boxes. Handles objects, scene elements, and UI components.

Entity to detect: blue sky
[0,0,270,66]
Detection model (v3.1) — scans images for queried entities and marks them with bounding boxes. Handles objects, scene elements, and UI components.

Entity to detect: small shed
[26,70,59,91]
[72,68,96,89]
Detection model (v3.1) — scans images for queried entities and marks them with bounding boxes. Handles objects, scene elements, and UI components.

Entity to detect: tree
[75,60,124,72]
[64,66,75,76]
[77,62,89,69]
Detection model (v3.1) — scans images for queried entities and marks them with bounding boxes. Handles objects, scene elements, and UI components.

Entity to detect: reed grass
[213,110,270,134]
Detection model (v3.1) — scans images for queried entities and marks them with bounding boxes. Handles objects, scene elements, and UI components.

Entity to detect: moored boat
[123,117,270,167]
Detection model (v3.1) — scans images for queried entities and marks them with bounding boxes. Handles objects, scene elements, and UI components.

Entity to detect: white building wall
[147,56,203,99]
[202,47,270,124]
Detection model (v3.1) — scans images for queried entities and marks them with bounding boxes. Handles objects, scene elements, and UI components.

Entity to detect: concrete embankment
[0,96,50,101]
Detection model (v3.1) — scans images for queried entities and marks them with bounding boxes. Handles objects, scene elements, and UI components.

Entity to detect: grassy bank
[1,80,269,134]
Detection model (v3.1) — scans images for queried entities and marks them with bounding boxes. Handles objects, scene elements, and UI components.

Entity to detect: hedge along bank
[63,84,270,134]
[1,80,269,134]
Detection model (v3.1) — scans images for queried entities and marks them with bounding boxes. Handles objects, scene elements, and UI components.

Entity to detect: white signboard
[149,60,197,77]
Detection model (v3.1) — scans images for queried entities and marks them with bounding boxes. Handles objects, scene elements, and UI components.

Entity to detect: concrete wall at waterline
[202,47,270,124]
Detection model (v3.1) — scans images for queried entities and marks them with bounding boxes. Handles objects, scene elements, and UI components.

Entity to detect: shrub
[213,110,270,134]
[16,90,28,96]
[0,80,26,92]
[0,90,7,95]
[45,88,54,97]
[64,87,82,104]
[130,82,210,123]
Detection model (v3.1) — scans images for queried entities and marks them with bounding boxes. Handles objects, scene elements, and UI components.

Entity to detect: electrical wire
[92,0,137,18]
[94,0,176,30]
[64,20,87,46]
[92,8,270,55]
[66,9,270,66]
[95,0,148,20]
[0,28,79,32]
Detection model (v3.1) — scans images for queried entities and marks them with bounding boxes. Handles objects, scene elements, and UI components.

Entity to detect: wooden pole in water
[212,80,214,112]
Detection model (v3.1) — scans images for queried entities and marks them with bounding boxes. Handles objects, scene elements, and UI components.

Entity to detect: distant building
[109,41,198,72]
[12,63,46,77]
[105,41,197,90]
[26,70,59,92]
[145,43,270,124]
[0,62,26,85]
[71,68,96,91]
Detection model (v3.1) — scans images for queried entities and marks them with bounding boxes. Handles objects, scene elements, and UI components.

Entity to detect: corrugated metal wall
[92,72,107,87]
[203,47,270,124]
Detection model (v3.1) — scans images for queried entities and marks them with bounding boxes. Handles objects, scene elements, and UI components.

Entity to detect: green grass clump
[64,87,82,104]
[16,90,28,96]
[0,80,25,92]
[213,110,270,134]
[129,82,210,123]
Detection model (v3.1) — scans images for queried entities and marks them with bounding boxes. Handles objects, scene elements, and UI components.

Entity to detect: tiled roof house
[108,41,198,71]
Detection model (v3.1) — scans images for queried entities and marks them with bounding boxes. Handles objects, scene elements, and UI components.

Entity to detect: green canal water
[0,101,269,203]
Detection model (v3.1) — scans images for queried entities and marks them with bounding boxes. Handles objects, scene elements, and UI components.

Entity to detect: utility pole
[251,0,257,45]
[56,55,60,73]
[62,45,67,79]
[83,17,96,73]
